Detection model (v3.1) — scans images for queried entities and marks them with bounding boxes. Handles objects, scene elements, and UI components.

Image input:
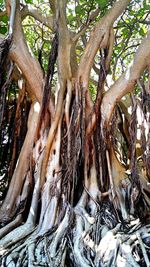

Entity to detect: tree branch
[10,0,43,103]
[56,0,68,34]
[40,0,72,187]
[78,0,130,129]
[21,4,54,31]
[101,30,150,127]
[138,20,150,25]
[49,0,56,14]
[78,0,130,87]
[73,8,100,43]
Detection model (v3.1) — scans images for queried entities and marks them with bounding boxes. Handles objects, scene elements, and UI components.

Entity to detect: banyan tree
[0,0,150,266]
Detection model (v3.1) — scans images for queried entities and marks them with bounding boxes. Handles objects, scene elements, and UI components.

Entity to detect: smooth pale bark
[0,214,22,239]
[39,120,62,233]
[0,103,39,221]
[101,30,150,126]
[40,0,72,186]
[10,0,43,103]
[78,0,130,87]
[86,30,150,135]
[1,1,150,266]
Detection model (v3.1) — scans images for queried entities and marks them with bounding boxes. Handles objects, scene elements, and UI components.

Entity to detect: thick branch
[78,0,130,87]
[56,0,68,36]
[40,0,72,186]
[9,0,16,35]
[10,0,43,102]
[101,30,150,126]
[0,103,39,221]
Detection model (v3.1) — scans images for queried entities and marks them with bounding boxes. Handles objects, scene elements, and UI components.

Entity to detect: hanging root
[0,36,12,78]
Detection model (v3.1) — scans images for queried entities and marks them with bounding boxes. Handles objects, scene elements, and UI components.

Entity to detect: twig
[73,8,100,43]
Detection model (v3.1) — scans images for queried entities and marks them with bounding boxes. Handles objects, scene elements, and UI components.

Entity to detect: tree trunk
[0,0,150,266]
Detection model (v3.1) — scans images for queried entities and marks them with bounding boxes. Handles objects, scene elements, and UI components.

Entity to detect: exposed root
[0,202,150,266]
[137,232,150,267]
[49,205,71,258]
[0,214,22,240]
[0,222,35,251]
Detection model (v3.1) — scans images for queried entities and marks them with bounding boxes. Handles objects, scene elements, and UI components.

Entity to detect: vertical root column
[38,117,63,233]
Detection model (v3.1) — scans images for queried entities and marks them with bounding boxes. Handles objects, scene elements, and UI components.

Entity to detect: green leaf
[139,27,146,37]
[25,0,33,3]
[75,5,83,15]
[95,0,108,8]
[1,15,8,23]
[0,26,7,34]
[122,28,129,36]
[144,5,150,10]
